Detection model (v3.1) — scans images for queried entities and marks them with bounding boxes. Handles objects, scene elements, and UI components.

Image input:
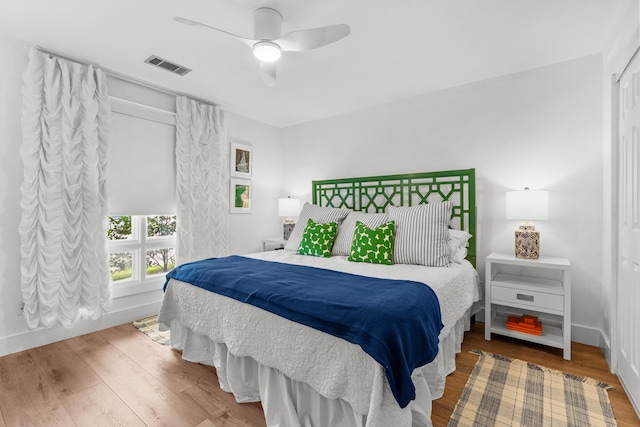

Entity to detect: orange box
[506,315,543,335]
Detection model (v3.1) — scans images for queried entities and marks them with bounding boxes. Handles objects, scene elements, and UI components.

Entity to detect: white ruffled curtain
[19,48,112,329]
[175,96,229,264]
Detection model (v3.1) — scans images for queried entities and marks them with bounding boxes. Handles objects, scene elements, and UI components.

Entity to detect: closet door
[617,48,640,413]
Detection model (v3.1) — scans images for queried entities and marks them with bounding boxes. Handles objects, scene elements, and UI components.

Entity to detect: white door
[617,49,640,413]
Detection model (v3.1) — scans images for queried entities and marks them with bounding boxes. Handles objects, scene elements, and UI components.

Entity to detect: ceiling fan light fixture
[253,41,281,62]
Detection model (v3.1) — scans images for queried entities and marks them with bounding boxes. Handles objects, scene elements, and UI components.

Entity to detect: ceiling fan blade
[173,16,257,48]
[259,61,277,87]
[274,24,350,52]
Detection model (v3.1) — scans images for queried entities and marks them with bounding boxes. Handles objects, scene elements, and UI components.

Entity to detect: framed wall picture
[230,140,252,178]
[230,179,252,213]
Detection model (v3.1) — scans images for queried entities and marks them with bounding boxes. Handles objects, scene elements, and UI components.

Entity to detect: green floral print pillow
[348,220,395,265]
[298,218,338,257]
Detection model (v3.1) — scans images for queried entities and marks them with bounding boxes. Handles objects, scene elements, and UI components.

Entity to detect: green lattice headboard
[312,169,476,267]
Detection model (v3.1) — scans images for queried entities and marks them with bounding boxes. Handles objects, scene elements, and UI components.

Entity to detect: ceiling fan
[173,8,351,86]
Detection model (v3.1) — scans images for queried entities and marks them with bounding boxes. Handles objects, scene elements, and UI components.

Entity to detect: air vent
[144,55,192,76]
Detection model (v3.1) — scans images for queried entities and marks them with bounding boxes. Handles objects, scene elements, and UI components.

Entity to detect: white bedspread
[247,251,481,338]
[159,251,480,427]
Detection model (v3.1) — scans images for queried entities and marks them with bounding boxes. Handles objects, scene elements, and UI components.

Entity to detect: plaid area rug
[132,315,171,345]
[448,350,616,427]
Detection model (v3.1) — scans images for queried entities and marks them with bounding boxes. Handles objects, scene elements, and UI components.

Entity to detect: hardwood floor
[434,323,640,427]
[0,324,265,427]
[0,321,637,427]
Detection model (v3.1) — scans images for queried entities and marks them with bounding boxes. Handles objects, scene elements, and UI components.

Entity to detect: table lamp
[278,196,300,240]
[506,188,548,259]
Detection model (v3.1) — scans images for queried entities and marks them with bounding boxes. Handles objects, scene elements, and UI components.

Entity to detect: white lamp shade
[506,189,548,221]
[278,197,300,217]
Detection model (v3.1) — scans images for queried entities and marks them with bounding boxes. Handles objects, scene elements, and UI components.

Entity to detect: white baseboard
[571,324,601,347]
[0,301,162,357]
[599,331,612,372]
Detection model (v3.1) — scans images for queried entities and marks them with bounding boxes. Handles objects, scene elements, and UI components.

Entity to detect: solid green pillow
[298,218,338,258]
[348,220,395,265]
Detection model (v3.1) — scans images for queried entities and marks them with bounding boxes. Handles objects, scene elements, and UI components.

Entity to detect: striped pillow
[284,203,351,252]
[388,201,452,267]
[332,211,389,256]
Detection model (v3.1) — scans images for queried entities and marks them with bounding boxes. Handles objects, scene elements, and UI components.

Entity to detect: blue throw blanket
[164,255,443,408]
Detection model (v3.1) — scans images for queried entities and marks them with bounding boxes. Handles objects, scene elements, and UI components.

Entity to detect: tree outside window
[146,215,176,275]
[107,215,176,282]
[108,215,132,240]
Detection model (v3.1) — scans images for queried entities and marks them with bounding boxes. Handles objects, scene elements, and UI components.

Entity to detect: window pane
[146,248,176,276]
[147,215,176,238]
[108,216,132,240]
[110,252,133,281]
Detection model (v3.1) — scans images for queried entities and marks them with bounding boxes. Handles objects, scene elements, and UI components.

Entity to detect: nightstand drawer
[491,285,563,311]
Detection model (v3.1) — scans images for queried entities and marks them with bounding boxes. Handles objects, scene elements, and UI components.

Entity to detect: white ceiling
[0,0,630,128]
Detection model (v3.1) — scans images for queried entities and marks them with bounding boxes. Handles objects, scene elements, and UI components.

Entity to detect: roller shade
[107,97,176,215]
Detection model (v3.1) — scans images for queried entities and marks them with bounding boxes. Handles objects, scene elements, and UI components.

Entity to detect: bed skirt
[165,309,471,427]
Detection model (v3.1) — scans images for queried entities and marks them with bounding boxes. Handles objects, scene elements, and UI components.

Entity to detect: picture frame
[230,140,252,178]
[230,179,252,214]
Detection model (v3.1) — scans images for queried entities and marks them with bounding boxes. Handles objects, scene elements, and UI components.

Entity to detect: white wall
[226,112,284,255]
[282,54,605,345]
[0,35,282,356]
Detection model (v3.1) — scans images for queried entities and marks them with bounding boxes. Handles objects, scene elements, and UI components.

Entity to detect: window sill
[112,276,166,298]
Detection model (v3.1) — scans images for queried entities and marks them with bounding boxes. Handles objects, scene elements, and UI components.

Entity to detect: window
[107,215,176,297]
[105,77,178,298]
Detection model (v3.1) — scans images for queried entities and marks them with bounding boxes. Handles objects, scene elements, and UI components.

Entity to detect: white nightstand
[485,252,572,360]
[262,237,287,252]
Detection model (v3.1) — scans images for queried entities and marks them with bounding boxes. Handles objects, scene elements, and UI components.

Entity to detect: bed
[158,169,480,427]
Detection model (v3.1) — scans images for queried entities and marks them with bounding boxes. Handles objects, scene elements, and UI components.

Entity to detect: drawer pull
[517,293,534,302]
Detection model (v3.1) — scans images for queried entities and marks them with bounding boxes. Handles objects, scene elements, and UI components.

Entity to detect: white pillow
[284,203,351,252]
[448,229,472,264]
[387,201,452,267]
[331,211,389,256]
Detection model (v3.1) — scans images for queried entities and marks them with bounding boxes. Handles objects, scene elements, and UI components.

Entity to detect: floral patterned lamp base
[283,222,295,241]
[514,224,540,259]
